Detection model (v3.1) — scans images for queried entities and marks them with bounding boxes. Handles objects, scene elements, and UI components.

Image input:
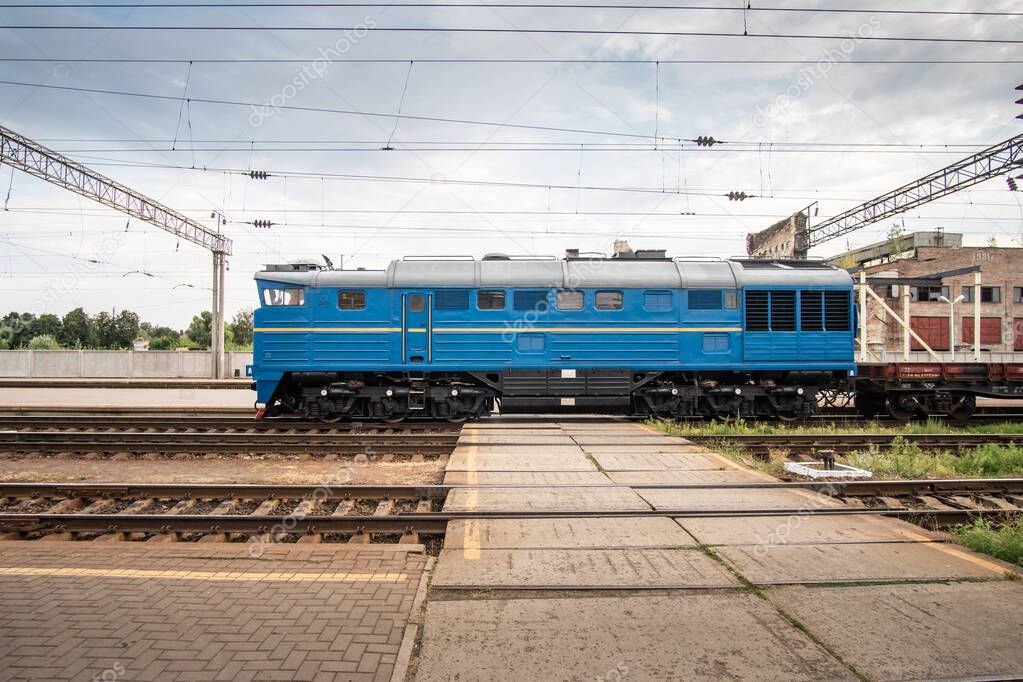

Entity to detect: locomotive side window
[338,290,366,310]
[595,291,623,310]
[723,291,738,309]
[262,288,305,306]
[477,291,505,310]
[409,294,425,312]
[435,290,470,310]
[824,291,851,331]
[745,291,769,331]
[515,290,549,312]
[770,291,796,331]
[801,291,824,331]
[644,290,673,311]
[689,290,722,310]
[556,290,584,310]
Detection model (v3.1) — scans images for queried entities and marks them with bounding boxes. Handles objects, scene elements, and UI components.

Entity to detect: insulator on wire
[253,219,273,228]
[248,170,270,180]
[694,136,719,147]
[726,191,749,201]
[1009,177,1020,192]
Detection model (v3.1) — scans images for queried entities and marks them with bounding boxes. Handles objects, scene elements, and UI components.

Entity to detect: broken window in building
[962,286,1001,303]
[909,285,949,302]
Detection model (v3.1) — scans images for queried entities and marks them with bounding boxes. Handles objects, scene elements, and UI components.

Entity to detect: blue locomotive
[250,251,855,422]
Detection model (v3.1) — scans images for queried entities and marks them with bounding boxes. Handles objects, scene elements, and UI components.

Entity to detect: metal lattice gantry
[0,124,232,255]
[0,123,233,378]
[804,133,1023,250]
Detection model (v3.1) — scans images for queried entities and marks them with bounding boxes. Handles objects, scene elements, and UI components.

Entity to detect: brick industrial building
[830,231,1023,360]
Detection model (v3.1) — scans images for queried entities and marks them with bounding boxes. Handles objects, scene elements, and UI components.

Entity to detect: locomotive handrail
[672,256,722,261]
[402,255,476,261]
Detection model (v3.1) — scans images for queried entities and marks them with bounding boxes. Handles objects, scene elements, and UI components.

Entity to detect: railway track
[688,432,1023,456]
[0,480,1019,545]
[0,415,460,434]
[0,430,458,457]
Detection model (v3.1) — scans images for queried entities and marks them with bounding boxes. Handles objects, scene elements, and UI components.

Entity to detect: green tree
[147,326,182,350]
[59,308,91,348]
[29,314,62,340]
[228,309,254,347]
[27,334,60,350]
[186,311,212,349]
[93,311,115,348]
[112,310,140,349]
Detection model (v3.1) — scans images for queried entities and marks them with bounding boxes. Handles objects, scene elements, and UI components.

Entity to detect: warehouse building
[829,231,1023,360]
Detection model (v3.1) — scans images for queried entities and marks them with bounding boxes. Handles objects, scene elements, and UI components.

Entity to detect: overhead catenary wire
[6,3,1022,17]
[2,58,1019,64]
[5,25,1020,45]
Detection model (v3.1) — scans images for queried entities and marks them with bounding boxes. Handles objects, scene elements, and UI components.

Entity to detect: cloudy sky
[0,1,1020,327]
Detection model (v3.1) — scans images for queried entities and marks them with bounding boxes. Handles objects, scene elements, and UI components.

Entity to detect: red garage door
[911,316,949,350]
[962,317,1001,345]
[1015,319,1023,351]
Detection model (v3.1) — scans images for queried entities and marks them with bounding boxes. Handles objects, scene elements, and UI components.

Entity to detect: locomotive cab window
[723,291,738,309]
[556,290,584,310]
[262,288,305,307]
[595,291,623,310]
[338,290,366,310]
[477,290,505,310]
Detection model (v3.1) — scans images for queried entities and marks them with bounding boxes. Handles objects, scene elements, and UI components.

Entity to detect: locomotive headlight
[385,389,394,397]
[796,388,805,396]
[670,388,679,395]
[451,389,460,397]
[734,388,742,396]
[320,389,328,397]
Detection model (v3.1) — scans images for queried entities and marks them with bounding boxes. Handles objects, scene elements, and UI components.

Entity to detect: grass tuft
[951,517,1023,568]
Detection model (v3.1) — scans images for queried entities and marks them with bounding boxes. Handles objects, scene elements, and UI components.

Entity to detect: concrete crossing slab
[443,517,696,549]
[446,451,595,472]
[766,581,1023,681]
[431,547,738,588]
[716,541,1007,584]
[591,451,731,471]
[581,444,710,456]
[443,471,611,485]
[680,513,942,546]
[638,487,844,511]
[415,594,854,681]
[457,435,578,445]
[443,486,649,512]
[570,435,692,445]
[608,469,772,485]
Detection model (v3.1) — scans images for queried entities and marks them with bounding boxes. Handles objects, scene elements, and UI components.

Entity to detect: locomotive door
[402,292,432,363]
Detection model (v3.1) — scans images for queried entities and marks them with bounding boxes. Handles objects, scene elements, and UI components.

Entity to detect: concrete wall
[0,350,253,378]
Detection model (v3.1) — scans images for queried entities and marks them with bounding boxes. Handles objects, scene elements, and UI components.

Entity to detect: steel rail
[688,432,1023,454]
[0,507,1017,536]
[0,415,459,432]
[0,431,458,455]
[2,479,1022,499]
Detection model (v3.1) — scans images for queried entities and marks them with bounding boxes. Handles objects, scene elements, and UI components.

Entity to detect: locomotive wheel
[381,413,407,424]
[948,394,976,423]
[445,414,470,424]
[886,397,915,422]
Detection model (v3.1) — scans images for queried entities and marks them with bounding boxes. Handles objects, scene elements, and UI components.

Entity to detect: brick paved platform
[0,542,427,682]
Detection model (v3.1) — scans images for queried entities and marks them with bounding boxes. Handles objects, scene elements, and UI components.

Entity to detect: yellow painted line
[256,326,741,333]
[0,567,408,582]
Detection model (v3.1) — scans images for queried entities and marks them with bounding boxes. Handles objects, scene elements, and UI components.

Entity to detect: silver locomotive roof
[255,257,852,289]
